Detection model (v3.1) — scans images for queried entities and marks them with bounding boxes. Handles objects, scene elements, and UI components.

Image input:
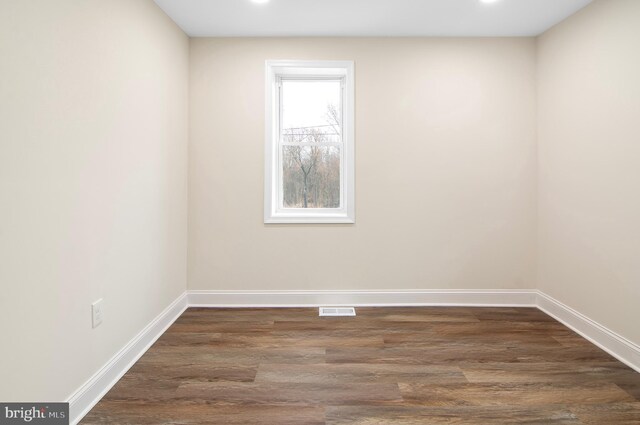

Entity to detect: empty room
[1,0,640,423]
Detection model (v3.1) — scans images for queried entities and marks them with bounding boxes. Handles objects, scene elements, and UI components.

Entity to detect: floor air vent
[319,307,356,317]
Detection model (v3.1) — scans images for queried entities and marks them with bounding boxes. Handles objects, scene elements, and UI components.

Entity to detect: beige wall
[0,0,188,401]
[537,0,640,345]
[189,38,537,291]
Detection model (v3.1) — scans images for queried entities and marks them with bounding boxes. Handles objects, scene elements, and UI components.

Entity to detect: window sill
[264,211,355,224]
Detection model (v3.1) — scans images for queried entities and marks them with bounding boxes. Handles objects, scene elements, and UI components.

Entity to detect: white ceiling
[154,0,593,37]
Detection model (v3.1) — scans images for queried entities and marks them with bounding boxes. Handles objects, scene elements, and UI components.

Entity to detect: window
[265,60,355,223]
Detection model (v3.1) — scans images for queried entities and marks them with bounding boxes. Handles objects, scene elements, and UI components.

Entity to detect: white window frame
[264,60,355,224]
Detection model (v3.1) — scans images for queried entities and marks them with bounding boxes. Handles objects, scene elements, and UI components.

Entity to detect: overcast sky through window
[282,80,341,132]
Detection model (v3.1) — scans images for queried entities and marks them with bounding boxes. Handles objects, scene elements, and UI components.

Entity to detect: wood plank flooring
[81,307,640,424]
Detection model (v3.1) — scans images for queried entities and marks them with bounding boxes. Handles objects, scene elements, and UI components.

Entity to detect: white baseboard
[66,288,640,425]
[187,289,538,308]
[536,291,640,373]
[67,292,188,425]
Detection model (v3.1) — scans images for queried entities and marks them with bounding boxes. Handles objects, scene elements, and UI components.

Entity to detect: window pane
[282,80,341,144]
[282,146,340,208]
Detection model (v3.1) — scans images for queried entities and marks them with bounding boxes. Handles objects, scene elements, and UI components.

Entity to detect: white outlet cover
[92,299,103,328]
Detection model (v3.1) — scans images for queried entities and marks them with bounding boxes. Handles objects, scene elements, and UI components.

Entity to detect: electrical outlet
[92,299,103,328]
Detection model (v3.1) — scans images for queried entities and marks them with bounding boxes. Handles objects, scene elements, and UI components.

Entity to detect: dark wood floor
[82,307,640,424]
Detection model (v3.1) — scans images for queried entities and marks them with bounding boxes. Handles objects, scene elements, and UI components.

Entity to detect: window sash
[276,76,345,211]
[277,76,345,146]
[280,142,341,146]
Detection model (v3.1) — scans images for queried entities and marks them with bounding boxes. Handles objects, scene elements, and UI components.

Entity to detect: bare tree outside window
[281,80,342,209]
[283,142,340,208]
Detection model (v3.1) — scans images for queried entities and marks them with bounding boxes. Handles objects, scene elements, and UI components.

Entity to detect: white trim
[67,292,188,425]
[536,291,640,373]
[264,60,355,224]
[187,289,537,308]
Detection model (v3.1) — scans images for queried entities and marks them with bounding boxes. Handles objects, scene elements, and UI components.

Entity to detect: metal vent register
[319,307,356,317]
